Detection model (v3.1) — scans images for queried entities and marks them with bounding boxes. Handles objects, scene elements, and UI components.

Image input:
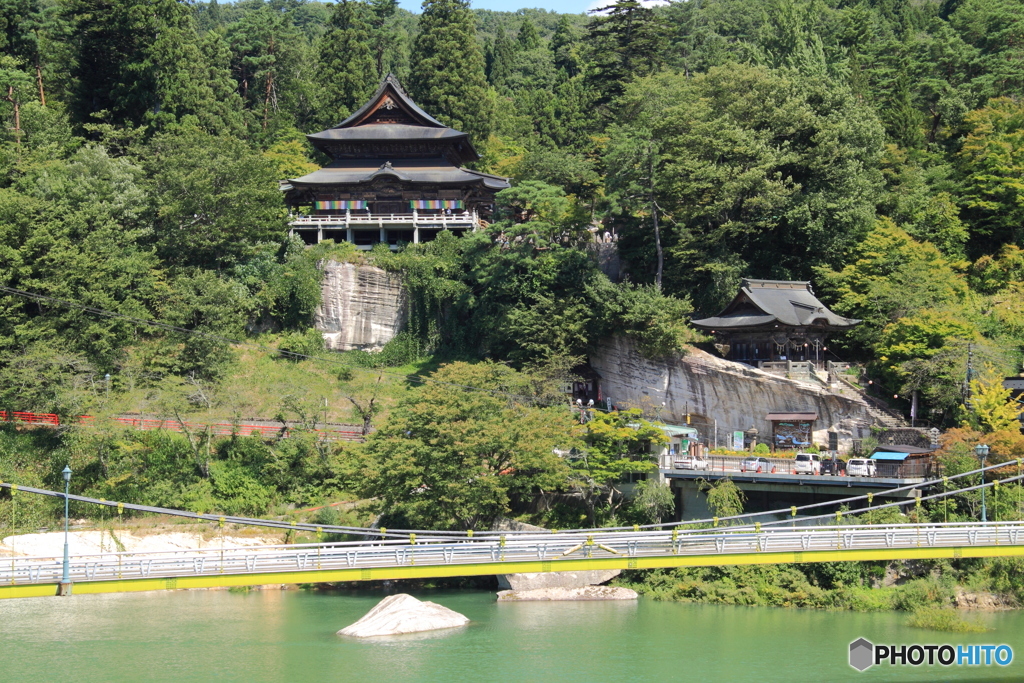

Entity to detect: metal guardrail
[681,455,934,480]
[3,522,1022,587]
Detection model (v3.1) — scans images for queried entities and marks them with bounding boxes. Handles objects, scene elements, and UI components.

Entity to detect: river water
[2,589,1023,682]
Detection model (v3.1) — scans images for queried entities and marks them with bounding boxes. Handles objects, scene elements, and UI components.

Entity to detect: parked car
[675,454,710,470]
[820,456,846,476]
[740,456,774,473]
[793,452,822,475]
[846,458,877,477]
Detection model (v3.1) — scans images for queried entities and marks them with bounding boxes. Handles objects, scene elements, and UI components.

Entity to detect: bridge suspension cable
[2,459,1021,541]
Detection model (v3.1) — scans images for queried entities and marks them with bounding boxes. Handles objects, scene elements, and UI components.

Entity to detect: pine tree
[315,0,376,126]
[367,0,398,78]
[65,0,229,131]
[551,15,581,78]
[586,0,669,107]
[409,0,494,144]
[517,18,540,51]
[487,26,515,92]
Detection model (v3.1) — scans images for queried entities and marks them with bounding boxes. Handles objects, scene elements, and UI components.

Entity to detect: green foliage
[314,0,377,127]
[625,478,675,524]
[958,97,1024,250]
[410,0,495,144]
[145,127,286,269]
[962,366,1021,432]
[353,361,576,530]
[702,477,746,519]
[906,607,988,633]
[614,66,884,313]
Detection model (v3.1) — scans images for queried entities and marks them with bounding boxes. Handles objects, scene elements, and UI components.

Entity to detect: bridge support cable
[5,520,1024,599]
[1,459,1021,543]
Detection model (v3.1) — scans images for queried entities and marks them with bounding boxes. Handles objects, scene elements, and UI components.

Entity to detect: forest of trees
[0,0,1023,525]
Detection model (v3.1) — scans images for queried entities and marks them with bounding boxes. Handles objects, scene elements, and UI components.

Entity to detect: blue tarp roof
[872,452,910,461]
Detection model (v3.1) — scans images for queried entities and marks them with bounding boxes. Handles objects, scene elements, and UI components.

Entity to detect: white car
[793,452,822,475]
[675,454,710,470]
[846,458,877,477]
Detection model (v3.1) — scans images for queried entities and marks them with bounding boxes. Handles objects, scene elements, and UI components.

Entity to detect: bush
[754,443,769,453]
[278,329,326,361]
[907,607,987,633]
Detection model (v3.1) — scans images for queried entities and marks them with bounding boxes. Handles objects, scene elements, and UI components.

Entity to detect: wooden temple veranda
[281,74,510,249]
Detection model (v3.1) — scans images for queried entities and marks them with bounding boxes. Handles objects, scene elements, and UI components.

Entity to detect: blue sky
[397,0,593,14]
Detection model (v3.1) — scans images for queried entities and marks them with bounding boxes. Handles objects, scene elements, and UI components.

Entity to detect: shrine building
[281,74,510,249]
[690,279,860,365]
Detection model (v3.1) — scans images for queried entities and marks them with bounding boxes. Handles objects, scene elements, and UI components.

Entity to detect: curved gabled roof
[691,279,860,330]
[333,73,447,129]
[306,74,479,163]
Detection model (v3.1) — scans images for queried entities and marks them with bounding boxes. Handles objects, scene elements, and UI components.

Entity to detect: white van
[793,452,822,475]
[846,458,877,477]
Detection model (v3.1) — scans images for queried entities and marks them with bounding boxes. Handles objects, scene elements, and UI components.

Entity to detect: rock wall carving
[315,261,406,351]
[590,335,874,452]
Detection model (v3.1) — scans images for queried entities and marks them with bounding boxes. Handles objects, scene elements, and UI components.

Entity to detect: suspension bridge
[2,460,1024,600]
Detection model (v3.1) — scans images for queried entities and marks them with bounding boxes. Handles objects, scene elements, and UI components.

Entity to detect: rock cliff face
[315,261,406,351]
[590,336,874,452]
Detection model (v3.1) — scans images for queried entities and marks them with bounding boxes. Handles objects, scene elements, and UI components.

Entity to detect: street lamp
[975,444,990,523]
[61,465,72,594]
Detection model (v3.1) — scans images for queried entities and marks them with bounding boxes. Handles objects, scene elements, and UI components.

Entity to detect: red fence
[3,411,363,442]
[0,410,59,426]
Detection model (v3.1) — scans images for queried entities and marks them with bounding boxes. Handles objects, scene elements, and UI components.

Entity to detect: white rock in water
[496,586,638,601]
[338,594,470,638]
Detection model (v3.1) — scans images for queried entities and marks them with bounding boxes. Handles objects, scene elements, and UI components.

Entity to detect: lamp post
[975,444,989,523]
[61,465,72,595]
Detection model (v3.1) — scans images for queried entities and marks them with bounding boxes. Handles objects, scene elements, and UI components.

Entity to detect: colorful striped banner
[315,200,367,210]
[409,199,463,210]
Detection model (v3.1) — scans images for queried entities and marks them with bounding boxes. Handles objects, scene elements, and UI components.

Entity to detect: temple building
[690,279,859,364]
[281,74,510,249]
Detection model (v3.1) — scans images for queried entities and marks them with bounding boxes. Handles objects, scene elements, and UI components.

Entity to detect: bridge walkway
[3,522,1023,599]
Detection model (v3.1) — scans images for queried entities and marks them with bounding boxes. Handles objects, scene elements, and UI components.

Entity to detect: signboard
[733,431,745,450]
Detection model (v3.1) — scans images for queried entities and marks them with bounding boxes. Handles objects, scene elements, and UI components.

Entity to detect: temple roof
[336,73,447,129]
[691,279,860,331]
[305,74,479,163]
[285,158,510,191]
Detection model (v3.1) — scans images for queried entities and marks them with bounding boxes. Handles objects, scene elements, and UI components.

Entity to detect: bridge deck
[3,522,1022,599]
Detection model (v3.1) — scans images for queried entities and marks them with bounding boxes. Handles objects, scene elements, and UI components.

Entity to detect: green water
[1,589,1023,682]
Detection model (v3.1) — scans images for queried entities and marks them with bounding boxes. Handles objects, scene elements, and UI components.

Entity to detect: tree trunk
[35,58,44,107]
[649,148,662,290]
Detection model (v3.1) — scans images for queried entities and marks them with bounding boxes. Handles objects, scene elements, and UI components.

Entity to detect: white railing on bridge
[3,522,1022,588]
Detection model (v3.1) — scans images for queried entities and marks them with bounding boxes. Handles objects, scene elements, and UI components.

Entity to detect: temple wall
[589,335,874,452]
[315,261,407,351]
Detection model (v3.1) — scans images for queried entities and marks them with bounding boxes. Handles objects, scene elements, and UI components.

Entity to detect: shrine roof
[334,73,447,129]
[288,158,510,190]
[307,124,468,143]
[691,279,860,331]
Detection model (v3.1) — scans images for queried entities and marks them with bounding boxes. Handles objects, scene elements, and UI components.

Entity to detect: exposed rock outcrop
[954,590,1016,611]
[590,335,874,452]
[338,594,469,637]
[496,570,622,591]
[316,261,406,351]
[497,586,638,601]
